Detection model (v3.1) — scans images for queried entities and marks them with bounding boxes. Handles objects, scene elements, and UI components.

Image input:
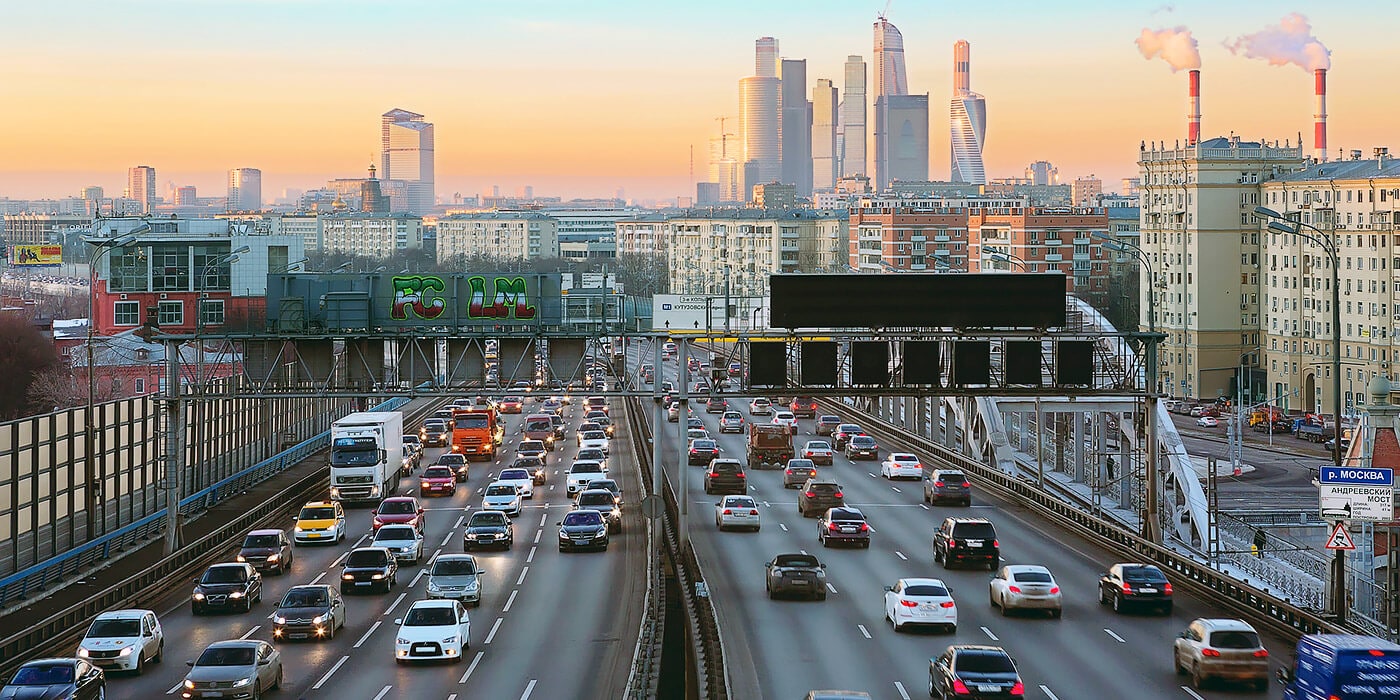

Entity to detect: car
[989,564,1063,618]
[511,456,548,485]
[482,481,524,516]
[714,494,761,531]
[3,658,104,699]
[427,554,483,606]
[576,447,609,470]
[401,434,423,456]
[798,480,844,517]
[588,477,622,503]
[928,645,1024,700]
[667,403,683,422]
[566,460,606,496]
[340,546,398,594]
[815,415,843,436]
[499,396,524,413]
[783,459,819,488]
[765,553,827,600]
[585,409,609,425]
[686,427,709,443]
[191,563,262,615]
[435,453,470,482]
[1100,563,1173,615]
[579,430,610,454]
[705,397,729,414]
[292,500,346,545]
[845,435,880,460]
[372,496,425,533]
[592,414,617,437]
[419,465,457,496]
[791,396,818,418]
[401,435,423,474]
[1197,416,1219,427]
[686,417,706,432]
[578,422,604,440]
[76,609,163,674]
[884,578,958,633]
[934,517,1000,570]
[558,509,610,551]
[517,439,549,465]
[549,414,567,440]
[462,509,514,550]
[1173,618,1271,690]
[749,398,773,416]
[575,488,623,533]
[772,411,798,434]
[804,693,871,700]
[924,469,972,506]
[234,528,294,575]
[271,584,345,641]
[832,424,864,450]
[704,459,747,495]
[421,419,451,447]
[719,411,746,433]
[801,440,835,466]
[818,507,871,548]
[880,453,923,480]
[395,599,471,664]
[688,438,721,465]
[497,468,536,499]
[585,396,608,414]
[180,640,282,700]
[373,524,424,565]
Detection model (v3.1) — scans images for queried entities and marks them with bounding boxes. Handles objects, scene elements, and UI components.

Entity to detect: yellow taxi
[293,500,346,545]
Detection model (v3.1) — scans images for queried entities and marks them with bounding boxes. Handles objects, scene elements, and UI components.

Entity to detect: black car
[236,528,294,575]
[272,584,345,641]
[191,563,262,615]
[845,435,880,460]
[587,478,622,503]
[798,480,845,517]
[463,510,514,551]
[517,440,549,464]
[558,509,609,552]
[1100,563,1173,615]
[575,488,623,534]
[340,546,398,594]
[593,415,617,437]
[929,645,1024,699]
[705,397,729,414]
[434,453,470,482]
[765,553,827,600]
[549,414,567,440]
[421,420,450,447]
[2,659,104,700]
[934,517,1000,570]
[818,507,871,548]
[511,456,548,485]
[703,459,747,495]
[688,439,721,465]
[815,415,843,436]
[832,424,864,450]
[924,469,972,507]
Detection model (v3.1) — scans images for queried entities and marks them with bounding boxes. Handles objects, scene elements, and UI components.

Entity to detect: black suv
[703,459,747,495]
[191,563,262,615]
[1099,563,1173,615]
[798,480,845,517]
[929,646,1023,699]
[934,517,1000,570]
[463,510,514,551]
[340,546,398,594]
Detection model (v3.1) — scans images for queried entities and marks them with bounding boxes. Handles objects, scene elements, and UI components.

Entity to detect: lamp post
[83,229,140,540]
[1255,204,1345,622]
[330,261,353,274]
[272,257,308,275]
[985,249,1026,271]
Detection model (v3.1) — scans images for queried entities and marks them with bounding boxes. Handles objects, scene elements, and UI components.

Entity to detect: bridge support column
[1054,413,1067,476]
[943,399,957,451]
[1072,412,1086,484]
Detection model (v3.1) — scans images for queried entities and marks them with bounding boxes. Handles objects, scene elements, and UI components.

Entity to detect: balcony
[1044,238,1063,246]
[1045,253,1063,262]
[933,234,950,242]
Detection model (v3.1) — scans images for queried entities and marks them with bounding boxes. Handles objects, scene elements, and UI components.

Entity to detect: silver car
[181,639,282,699]
[372,524,423,565]
[1173,618,1271,691]
[426,554,483,606]
[989,564,1063,617]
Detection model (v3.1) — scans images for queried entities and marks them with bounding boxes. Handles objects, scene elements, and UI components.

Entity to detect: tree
[0,313,61,419]
[25,365,123,412]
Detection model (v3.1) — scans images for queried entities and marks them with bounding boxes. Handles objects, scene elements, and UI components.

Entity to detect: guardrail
[622,399,663,700]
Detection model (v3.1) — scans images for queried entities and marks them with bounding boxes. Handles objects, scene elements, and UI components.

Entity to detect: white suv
[395,600,470,663]
[76,609,164,674]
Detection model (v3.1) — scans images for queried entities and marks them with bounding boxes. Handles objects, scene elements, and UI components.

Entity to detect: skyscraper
[873,17,908,98]
[840,55,867,177]
[780,58,812,197]
[381,108,435,213]
[949,40,987,184]
[227,168,262,211]
[126,166,156,214]
[740,38,782,196]
[877,94,930,185]
[755,36,779,78]
[812,79,839,191]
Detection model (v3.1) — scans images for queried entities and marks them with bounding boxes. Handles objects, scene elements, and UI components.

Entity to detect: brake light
[1120,582,1132,595]
[804,491,815,498]
[951,679,971,695]
[1372,650,1389,657]
[1162,582,1173,595]
[940,601,955,608]
[1010,681,1025,696]
[736,472,745,478]
[899,599,919,607]
[709,472,720,478]
[804,451,813,457]
[859,523,870,532]
[993,540,999,548]
[1252,649,1269,658]
[722,509,732,515]
[749,509,759,515]
[1201,649,1221,657]
[1049,586,1060,594]
[785,469,794,475]
[833,492,843,498]
[1007,585,1022,594]
[828,522,840,531]
[962,481,971,488]
[934,481,945,487]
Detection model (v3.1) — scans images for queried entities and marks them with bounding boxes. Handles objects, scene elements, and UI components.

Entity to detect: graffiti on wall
[469,275,536,319]
[389,275,537,321]
[391,276,446,320]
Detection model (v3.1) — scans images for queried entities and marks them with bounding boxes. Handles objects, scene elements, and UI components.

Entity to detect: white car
[884,577,958,633]
[771,411,797,434]
[686,427,709,443]
[76,609,164,674]
[373,524,423,565]
[1196,416,1219,427]
[579,430,610,454]
[714,495,761,532]
[749,398,772,416]
[496,468,536,499]
[566,460,606,496]
[395,599,470,664]
[989,564,1063,617]
[481,481,523,516]
[880,453,924,480]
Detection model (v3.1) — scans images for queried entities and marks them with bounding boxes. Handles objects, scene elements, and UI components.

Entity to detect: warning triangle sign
[1326,522,1356,551]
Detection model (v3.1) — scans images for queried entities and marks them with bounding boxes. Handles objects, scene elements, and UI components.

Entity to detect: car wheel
[250,682,261,700]
[273,666,283,690]
[1051,608,1062,619]
[1112,594,1122,613]
[1000,595,1011,617]
[1099,587,1109,605]
[947,624,957,634]
[134,652,144,675]
[816,591,827,601]
[892,615,903,633]
[1191,663,1206,690]
[1174,651,1186,675]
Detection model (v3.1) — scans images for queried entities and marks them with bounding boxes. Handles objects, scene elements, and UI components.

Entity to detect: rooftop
[1273,158,1400,182]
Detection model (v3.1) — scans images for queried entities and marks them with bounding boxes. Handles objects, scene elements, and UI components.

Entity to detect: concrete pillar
[1054,413,1067,475]
[914,397,928,437]
[1097,412,1112,493]
[944,400,958,451]
[1018,410,1029,453]
[1072,411,1086,483]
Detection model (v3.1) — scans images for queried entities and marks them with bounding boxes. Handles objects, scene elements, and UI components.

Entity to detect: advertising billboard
[9,245,63,267]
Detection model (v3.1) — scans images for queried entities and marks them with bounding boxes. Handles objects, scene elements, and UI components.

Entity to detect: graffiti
[468,276,536,320]
[391,275,447,320]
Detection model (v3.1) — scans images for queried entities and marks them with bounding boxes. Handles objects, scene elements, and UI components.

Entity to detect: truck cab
[330,412,404,505]
[1278,633,1400,699]
[451,408,500,460]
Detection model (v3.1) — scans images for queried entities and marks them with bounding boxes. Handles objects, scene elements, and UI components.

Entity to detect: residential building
[381,108,435,213]
[985,179,1073,207]
[1072,175,1103,206]
[435,212,559,262]
[126,166,156,214]
[840,55,868,178]
[276,213,322,255]
[2,214,91,246]
[174,186,199,206]
[849,207,970,273]
[967,206,1113,308]
[615,214,672,257]
[320,212,424,258]
[227,168,262,212]
[1103,206,1143,336]
[542,206,640,259]
[72,330,239,398]
[812,78,839,191]
[949,40,987,185]
[780,59,813,196]
[666,209,849,297]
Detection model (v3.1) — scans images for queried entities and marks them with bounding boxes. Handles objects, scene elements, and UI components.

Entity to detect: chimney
[1314,68,1328,162]
[1187,69,1201,146]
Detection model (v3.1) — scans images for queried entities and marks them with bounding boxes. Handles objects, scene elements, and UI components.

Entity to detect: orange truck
[451,408,502,460]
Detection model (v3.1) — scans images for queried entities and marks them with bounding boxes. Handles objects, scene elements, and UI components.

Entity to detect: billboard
[9,245,63,267]
[769,273,1067,329]
[266,273,565,331]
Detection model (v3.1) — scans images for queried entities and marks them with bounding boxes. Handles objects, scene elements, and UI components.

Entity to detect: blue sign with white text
[1319,466,1394,486]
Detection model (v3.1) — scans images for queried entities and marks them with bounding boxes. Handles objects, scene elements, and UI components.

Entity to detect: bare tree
[0,313,61,419]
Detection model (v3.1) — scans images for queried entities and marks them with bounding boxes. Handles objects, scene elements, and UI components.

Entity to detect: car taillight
[804,492,815,498]
[1120,582,1132,595]
[1252,649,1269,658]
[833,492,842,498]
[899,599,919,607]
[828,522,839,531]
[993,540,999,548]
[709,472,719,478]
[736,472,745,478]
[1162,582,1173,595]
[722,509,732,515]
[934,481,945,487]
[859,523,869,532]
[1010,681,1025,696]
[804,451,813,457]
[962,481,971,488]
[749,509,759,515]
[785,469,794,475]
[939,600,955,608]
[1201,649,1221,657]
[951,679,971,695]
[1007,585,1022,594]
[1049,586,1060,594]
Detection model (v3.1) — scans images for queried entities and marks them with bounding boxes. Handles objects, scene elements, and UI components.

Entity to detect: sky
[1,0,1397,203]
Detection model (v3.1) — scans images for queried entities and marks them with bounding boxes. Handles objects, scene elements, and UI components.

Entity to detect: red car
[372,496,425,532]
[419,466,456,497]
[499,396,525,414]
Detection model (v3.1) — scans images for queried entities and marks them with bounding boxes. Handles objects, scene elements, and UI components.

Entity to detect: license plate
[977,686,999,693]
[355,581,372,586]
[289,633,308,639]
[307,533,321,538]
[964,539,983,547]
[1139,587,1157,593]
[840,528,856,533]
[203,693,223,698]
[791,580,809,585]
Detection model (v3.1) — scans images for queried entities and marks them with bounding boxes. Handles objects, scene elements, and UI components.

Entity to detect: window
[158,300,184,326]
[109,247,149,292]
[199,299,225,326]
[134,378,145,393]
[113,300,140,326]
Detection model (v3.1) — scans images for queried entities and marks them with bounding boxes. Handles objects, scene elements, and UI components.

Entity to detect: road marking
[867,472,877,478]
[504,589,519,612]
[372,686,392,700]
[527,546,537,563]
[455,514,465,528]
[239,625,260,639]
[383,592,408,617]
[857,624,871,639]
[779,523,788,532]
[894,681,911,700]
[310,571,326,585]
[826,583,838,594]
[919,503,930,510]
[981,626,999,641]
[519,679,538,700]
[332,552,350,567]
[1180,688,1206,700]
[430,547,443,564]
[533,530,542,544]
[1104,628,1126,643]
[517,566,530,586]
[410,568,427,587]
[354,620,382,648]
[1041,686,1061,700]
[891,486,902,493]
[549,484,556,490]
[313,655,349,689]
[354,533,369,547]
[441,532,454,547]
[477,488,484,494]
[484,617,504,644]
[895,551,907,560]
[459,651,485,683]
[539,512,547,527]
[763,500,771,507]
[166,681,182,694]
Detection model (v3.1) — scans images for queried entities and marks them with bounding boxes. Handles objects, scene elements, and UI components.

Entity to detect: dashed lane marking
[519,679,539,700]
[527,546,537,563]
[826,583,838,594]
[779,523,788,532]
[372,685,392,700]
[459,651,485,683]
[240,625,260,639]
[455,514,465,528]
[1041,686,1061,700]
[484,617,504,644]
[1104,628,1126,643]
[354,620,382,648]
[383,592,408,617]
[895,551,907,560]
[894,681,912,700]
[310,571,326,585]
[441,531,454,547]
[891,487,902,493]
[312,655,349,689]
[981,626,999,641]
[1180,688,1205,700]
[517,566,530,586]
[533,530,542,544]
[857,624,871,639]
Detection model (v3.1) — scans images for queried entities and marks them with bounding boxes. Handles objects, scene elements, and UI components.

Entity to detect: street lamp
[272,257,308,274]
[1255,204,1346,622]
[330,261,353,274]
[986,250,1026,271]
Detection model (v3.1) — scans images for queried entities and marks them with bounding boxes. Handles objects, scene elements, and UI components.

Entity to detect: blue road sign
[1319,466,1394,486]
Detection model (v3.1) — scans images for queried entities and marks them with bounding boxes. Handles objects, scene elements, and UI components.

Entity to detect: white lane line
[857,624,871,639]
[441,531,454,547]
[313,655,349,689]
[310,571,326,585]
[533,530,542,544]
[891,486,902,493]
[825,582,838,594]
[410,568,427,587]
[895,551,908,560]
[354,620,382,648]
[894,681,912,700]
[504,589,519,612]
[527,546,537,563]
[354,533,370,547]
[383,591,408,617]
[867,472,877,478]
[1104,628,1126,643]
[372,686,392,700]
[779,523,788,532]
[517,566,530,586]
[332,552,350,567]
[484,617,504,644]
[240,625,260,639]
[166,681,182,694]
[459,651,485,683]
[1041,686,1061,700]
[763,500,771,507]
[429,547,443,564]
[519,679,538,700]
[1180,688,1206,700]
[455,514,465,528]
[919,504,930,510]
[477,488,484,494]
[981,626,999,641]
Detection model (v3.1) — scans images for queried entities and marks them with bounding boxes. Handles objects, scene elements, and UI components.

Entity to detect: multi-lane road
[98,397,644,700]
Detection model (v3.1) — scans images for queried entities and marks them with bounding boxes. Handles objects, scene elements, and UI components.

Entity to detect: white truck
[330,411,404,505]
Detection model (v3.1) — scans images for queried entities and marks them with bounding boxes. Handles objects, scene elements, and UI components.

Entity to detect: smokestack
[1187,69,1201,146]
[1314,68,1327,161]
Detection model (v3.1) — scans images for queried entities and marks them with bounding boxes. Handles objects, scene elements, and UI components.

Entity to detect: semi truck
[452,407,502,460]
[330,411,404,505]
[747,423,793,469]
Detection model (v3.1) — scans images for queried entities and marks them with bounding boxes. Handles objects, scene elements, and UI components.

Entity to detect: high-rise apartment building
[227,168,262,212]
[740,38,782,195]
[949,40,987,185]
[1026,161,1060,186]
[840,56,868,178]
[381,108,435,213]
[875,94,930,188]
[1072,176,1103,206]
[812,79,839,191]
[780,59,813,197]
[436,212,559,262]
[126,166,156,214]
[320,212,423,258]
[665,209,849,297]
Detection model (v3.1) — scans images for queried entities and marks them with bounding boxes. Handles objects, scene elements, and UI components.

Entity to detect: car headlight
[118,645,135,657]
[427,582,441,592]
[236,554,247,562]
[77,647,90,657]
[442,636,458,644]
[396,637,410,645]
[558,530,569,539]
[184,680,196,690]
[371,573,384,580]
[464,580,479,590]
[267,553,280,562]
[229,591,244,598]
[330,487,341,498]
[273,615,286,624]
[342,573,354,580]
[192,592,205,600]
[312,614,327,624]
[231,677,252,688]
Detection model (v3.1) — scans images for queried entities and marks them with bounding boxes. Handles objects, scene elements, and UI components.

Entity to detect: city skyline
[0,1,1394,202]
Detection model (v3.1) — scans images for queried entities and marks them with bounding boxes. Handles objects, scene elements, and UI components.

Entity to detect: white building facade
[435,212,559,262]
[320,212,424,258]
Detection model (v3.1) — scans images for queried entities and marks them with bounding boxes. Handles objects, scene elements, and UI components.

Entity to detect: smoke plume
[1136,26,1201,72]
[1227,13,1331,71]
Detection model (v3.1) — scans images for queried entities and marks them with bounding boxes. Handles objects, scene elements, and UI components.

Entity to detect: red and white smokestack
[1187,69,1201,146]
[1314,68,1328,161]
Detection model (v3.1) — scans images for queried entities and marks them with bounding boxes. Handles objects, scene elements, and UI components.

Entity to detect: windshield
[375,526,416,541]
[806,442,831,450]
[470,513,507,526]
[830,510,863,521]
[404,606,458,625]
[578,492,614,506]
[582,431,606,440]
[423,467,453,479]
[425,421,446,430]
[378,501,416,515]
[196,646,256,667]
[692,440,716,450]
[904,584,949,597]
[525,419,552,432]
[512,458,543,469]
[11,664,74,685]
[345,550,388,567]
[299,506,335,520]
[563,511,603,526]
[774,555,818,568]
[242,534,280,548]
[281,589,329,607]
[955,652,1015,674]
[437,455,465,465]
[402,436,420,444]
[787,460,815,469]
[201,566,247,584]
[486,485,516,496]
[500,469,529,480]
[519,441,545,452]
[578,449,605,460]
[893,454,917,462]
[87,618,141,638]
[455,416,489,430]
[331,438,378,465]
[851,436,876,446]
[572,462,602,474]
[1210,631,1261,649]
[838,424,860,433]
[1012,571,1053,584]
[433,559,477,576]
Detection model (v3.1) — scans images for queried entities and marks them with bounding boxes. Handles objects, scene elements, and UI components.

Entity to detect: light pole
[83,229,140,540]
[985,248,1027,271]
[1255,204,1345,622]
[272,257,308,274]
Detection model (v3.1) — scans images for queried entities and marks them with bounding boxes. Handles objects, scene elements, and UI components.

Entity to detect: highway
[98,395,645,700]
[647,348,1294,699]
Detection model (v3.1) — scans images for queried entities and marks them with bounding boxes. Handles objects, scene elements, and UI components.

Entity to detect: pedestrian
[1253,528,1267,557]
[1105,455,1116,481]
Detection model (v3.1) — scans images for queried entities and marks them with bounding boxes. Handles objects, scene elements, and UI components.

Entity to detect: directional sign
[1320,484,1394,522]
[1319,466,1394,486]
[1325,521,1356,550]
[651,294,711,332]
